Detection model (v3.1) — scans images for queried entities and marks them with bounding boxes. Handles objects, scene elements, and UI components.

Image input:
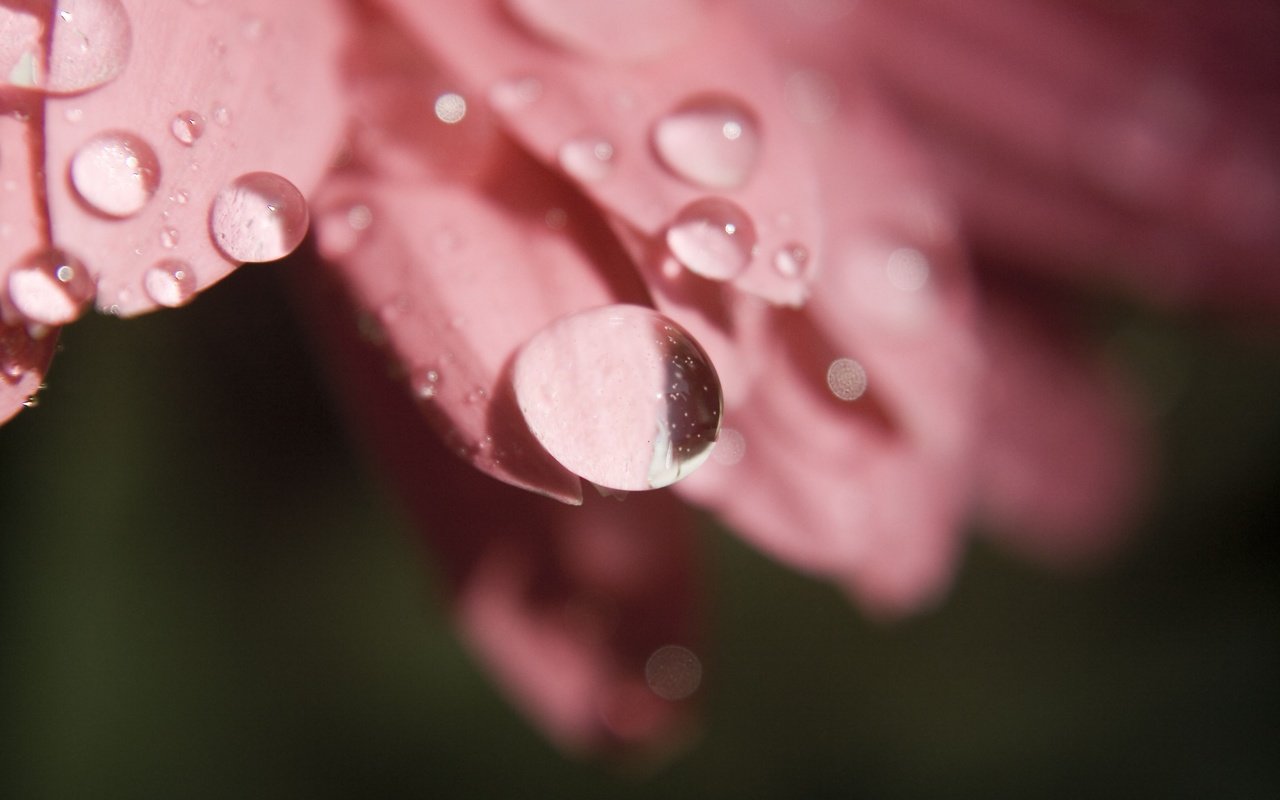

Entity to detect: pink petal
[1,88,58,423]
[372,0,824,307]
[974,292,1151,566]
[40,0,346,317]
[296,266,702,753]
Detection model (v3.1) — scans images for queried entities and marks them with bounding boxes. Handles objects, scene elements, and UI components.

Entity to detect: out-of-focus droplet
[412,367,441,400]
[886,247,930,292]
[666,197,757,281]
[143,259,196,307]
[209,172,309,262]
[645,645,702,701]
[652,95,760,190]
[159,227,179,249]
[433,92,467,124]
[6,249,95,325]
[773,241,811,279]
[170,110,206,145]
[504,0,703,61]
[514,304,722,491]
[212,105,232,127]
[557,136,615,183]
[826,357,867,401]
[488,75,543,113]
[315,202,373,260]
[69,131,160,218]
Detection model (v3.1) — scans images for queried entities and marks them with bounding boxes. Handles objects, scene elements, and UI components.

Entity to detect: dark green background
[2,263,1276,799]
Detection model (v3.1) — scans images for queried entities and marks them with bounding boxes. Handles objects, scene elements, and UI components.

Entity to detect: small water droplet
[170,110,206,145]
[412,368,441,400]
[773,242,811,279]
[557,136,615,183]
[210,172,309,262]
[172,189,189,205]
[653,95,760,190]
[21,394,38,408]
[159,227,179,249]
[488,75,542,113]
[69,131,160,218]
[513,304,722,490]
[826,358,867,401]
[645,645,702,701]
[63,107,83,123]
[6,249,95,325]
[433,92,467,124]
[211,105,232,127]
[665,197,757,281]
[143,260,196,307]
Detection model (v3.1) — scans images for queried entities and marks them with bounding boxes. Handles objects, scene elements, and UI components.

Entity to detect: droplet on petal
[209,172,309,263]
[170,111,206,145]
[665,197,757,281]
[773,241,811,279]
[645,645,703,701]
[15,0,134,94]
[143,260,197,307]
[826,357,868,402]
[7,249,95,326]
[557,136,615,183]
[513,305,722,491]
[69,131,161,218]
[652,95,760,190]
[412,367,441,401]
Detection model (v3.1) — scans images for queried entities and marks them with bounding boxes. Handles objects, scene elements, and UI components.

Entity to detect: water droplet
[826,358,867,401]
[212,105,232,127]
[4,0,134,94]
[665,197,757,281]
[159,227,179,249]
[645,645,702,701]
[143,260,196,307]
[773,242,811,279]
[557,136,615,183]
[412,368,441,400]
[6,249,95,325]
[316,202,373,259]
[210,172,309,262]
[886,247,930,292]
[21,393,38,408]
[433,92,467,124]
[170,110,206,145]
[488,75,542,113]
[652,95,760,190]
[69,131,160,218]
[513,304,722,491]
[63,107,83,123]
[172,189,189,205]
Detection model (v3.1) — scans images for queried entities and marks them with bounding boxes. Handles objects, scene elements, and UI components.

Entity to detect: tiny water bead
[773,242,811,279]
[826,357,868,402]
[6,249,95,325]
[170,111,206,145]
[210,171,309,262]
[433,92,467,124]
[412,368,441,401]
[665,197,757,281]
[69,131,160,218]
[557,136,615,183]
[652,95,760,190]
[513,305,722,491]
[143,260,196,307]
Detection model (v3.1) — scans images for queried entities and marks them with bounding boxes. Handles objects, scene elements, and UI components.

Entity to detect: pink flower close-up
[2,0,1278,791]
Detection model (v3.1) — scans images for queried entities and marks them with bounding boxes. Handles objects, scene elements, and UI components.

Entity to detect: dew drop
[826,357,867,402]
[773,242,811,279]
[652,95,760,190]
[69,131,160,218]
[513,304,722,491]
[210,172,309,262]
[143,259,196,307]
[557,136,615,183]
[212,105,232,127]
[412,368,441,400]
[170,110,206,145]
[433,92,467,124]
[665,197,757,281]
[159,227,179,249]
[6,249,95,325]
[645,645,702,701]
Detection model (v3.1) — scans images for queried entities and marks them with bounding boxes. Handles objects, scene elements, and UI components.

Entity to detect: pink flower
[3,0,1276,753]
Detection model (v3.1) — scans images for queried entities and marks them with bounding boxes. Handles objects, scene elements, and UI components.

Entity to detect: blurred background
[1,258,1277,799]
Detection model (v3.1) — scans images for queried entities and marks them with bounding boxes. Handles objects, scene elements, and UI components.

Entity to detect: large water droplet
[69,131,160,218]
[557,136,615,183]
[652,95,760,190]
[513,304,722,491]
[209,172,309,262]
[143,260,196,307]
[170,110,206,145]
[665,197,757,281]
[6,249,95,325]
[773,242,811,279]
[433,92,467,124]
[2,0,134,93]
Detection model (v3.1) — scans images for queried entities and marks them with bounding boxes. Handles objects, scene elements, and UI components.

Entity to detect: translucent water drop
[170,111,206,145]
[69,131,160,218]
[773,242,811,279]
[513,304,722,491]
[6,249,95,325]
[143,260,196,307]
[665,197,757,281]
[210,172,309,262]
[557,136,615,183]
[644,645,702,701]
[652,95,760,190]
[159,227,179,249]
[826,358,867,401]
[412,368,441,400]
[212,105,232,127]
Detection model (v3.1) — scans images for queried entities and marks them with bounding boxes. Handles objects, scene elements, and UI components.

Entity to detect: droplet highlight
[170,111,206,145]
[143,260,197,307]
[6,249,95,325]
[665,197,757,281]
[557,136,615,183]
[433,92,467,124]
[513,305,722,491]
[652,95,760,190]
[69,131,161,218]
[210,172,309,263]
